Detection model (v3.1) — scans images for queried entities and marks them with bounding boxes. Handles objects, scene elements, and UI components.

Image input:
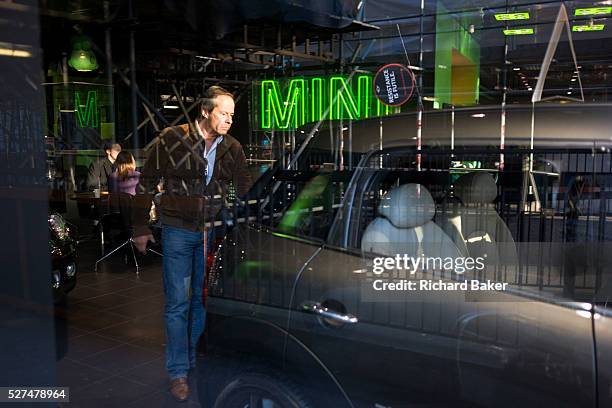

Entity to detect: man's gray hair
[199,86,234,117]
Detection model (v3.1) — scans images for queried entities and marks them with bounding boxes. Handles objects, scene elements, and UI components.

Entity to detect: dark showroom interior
[3,0,612,407]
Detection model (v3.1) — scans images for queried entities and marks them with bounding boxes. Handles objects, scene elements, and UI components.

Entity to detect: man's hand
[133,234,155,254]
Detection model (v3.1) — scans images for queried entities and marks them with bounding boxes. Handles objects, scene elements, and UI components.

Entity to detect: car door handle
[301,301,358,324]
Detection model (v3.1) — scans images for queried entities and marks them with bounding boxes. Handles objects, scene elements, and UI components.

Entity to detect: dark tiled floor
[56,240,202,407]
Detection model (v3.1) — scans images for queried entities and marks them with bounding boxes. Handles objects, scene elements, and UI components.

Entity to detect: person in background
[109,151,140,196]
[87,142,121,191]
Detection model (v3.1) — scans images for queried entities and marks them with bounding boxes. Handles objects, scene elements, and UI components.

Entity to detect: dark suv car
[199,146,612,408]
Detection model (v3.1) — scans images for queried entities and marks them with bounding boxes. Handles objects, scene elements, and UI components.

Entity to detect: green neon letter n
[329,76,370,120]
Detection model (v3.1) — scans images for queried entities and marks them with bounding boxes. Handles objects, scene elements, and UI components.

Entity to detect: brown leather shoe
[169,377,189,402]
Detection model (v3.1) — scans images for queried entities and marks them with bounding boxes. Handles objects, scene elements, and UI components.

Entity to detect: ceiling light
[471,113,486,118]
[164,105,179,109]
[572,24,605,32]
[575,7,612,16]
[571,78,577,81]
[567,91,572,94]
[0,48,31,58]
[528,87,533,91]
[513,67,521,71]
[195,55,220,61]
[495,12,530,21]
[503,28,534,35]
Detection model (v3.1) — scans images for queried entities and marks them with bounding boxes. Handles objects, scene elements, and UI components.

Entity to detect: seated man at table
[87,143,121,191]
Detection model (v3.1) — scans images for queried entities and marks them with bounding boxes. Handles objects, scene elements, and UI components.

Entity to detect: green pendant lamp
[68,35,98,72]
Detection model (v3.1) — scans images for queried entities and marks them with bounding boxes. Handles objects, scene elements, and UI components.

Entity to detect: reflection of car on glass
[198,146,612,408]
[49,213,77,304]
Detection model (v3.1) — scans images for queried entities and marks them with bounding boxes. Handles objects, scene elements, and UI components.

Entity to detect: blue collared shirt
[195,120,224,185]
[203,135,223,185]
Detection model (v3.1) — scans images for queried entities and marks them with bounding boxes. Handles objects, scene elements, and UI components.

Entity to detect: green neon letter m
[261,79,306,129]
[329,76,371,120]
[75,91,99,128]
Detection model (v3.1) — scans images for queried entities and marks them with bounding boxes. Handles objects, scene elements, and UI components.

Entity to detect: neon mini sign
[256,74,400,130]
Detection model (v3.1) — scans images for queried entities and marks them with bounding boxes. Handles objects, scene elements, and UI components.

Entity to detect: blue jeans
[162,225,211,380]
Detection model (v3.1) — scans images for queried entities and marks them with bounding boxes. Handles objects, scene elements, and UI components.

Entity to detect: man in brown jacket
[132,86,251,401]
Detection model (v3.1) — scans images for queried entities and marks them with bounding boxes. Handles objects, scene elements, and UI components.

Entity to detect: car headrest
[378,183,435,228]
[454,172,497,204]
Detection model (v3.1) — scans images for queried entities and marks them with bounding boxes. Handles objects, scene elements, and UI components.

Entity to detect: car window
[331,148,456,250]
[329,147,612,303]
[240,168,354,242]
